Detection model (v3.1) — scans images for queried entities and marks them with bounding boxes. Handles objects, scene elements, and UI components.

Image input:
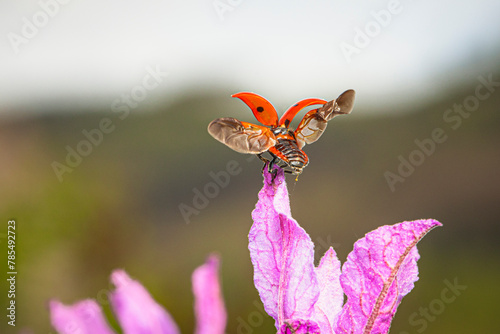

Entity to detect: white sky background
[1,0,500,115]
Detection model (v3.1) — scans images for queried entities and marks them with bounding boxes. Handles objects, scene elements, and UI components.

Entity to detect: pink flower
[249,166,442,334]
[50,255,226,334]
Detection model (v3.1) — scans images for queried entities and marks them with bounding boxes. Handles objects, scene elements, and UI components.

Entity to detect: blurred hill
[0,74,499,333]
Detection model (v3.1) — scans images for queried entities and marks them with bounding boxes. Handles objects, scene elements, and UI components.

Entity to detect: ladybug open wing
[232,92,279,127]
[295,89,355,148]
[208,117,276,154]
[317,89,355,121]
[278,98,327,128]
[294,110,328,149]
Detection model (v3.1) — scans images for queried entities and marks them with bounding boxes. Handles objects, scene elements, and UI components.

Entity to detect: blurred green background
[1,1,500,333]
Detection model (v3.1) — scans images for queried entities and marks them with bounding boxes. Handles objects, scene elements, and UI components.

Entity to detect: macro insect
[207,90,355,176]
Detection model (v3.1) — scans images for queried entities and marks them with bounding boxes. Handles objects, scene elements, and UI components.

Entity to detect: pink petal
[335,219,442,334]
[249,167,320,329]
[314,247,343,334]
[192,254,227,334]
[109,270,180,334]
[49,299,115,334]
[278,319,321,334]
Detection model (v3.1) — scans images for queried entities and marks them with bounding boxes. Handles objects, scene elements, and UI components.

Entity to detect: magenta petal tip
[110,270,180,334]
[192,254,227,334]
[49,299,115,334]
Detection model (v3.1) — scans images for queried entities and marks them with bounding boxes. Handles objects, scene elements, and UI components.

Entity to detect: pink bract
[249,166,441,334]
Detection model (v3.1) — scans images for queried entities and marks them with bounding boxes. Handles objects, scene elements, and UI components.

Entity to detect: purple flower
[50,254,226,334]
[249,166,442,334]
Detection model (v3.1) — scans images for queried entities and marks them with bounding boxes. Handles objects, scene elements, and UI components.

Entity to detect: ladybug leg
[257,153,278,179]
[257,153,268,163]
[257,153,290,181]
[257,154,270,174]
[266,155,280,183]
[268,155,277,173]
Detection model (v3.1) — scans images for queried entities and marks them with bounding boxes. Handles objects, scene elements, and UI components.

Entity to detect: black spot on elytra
[284,119,291,127]
[256,106,264,112]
